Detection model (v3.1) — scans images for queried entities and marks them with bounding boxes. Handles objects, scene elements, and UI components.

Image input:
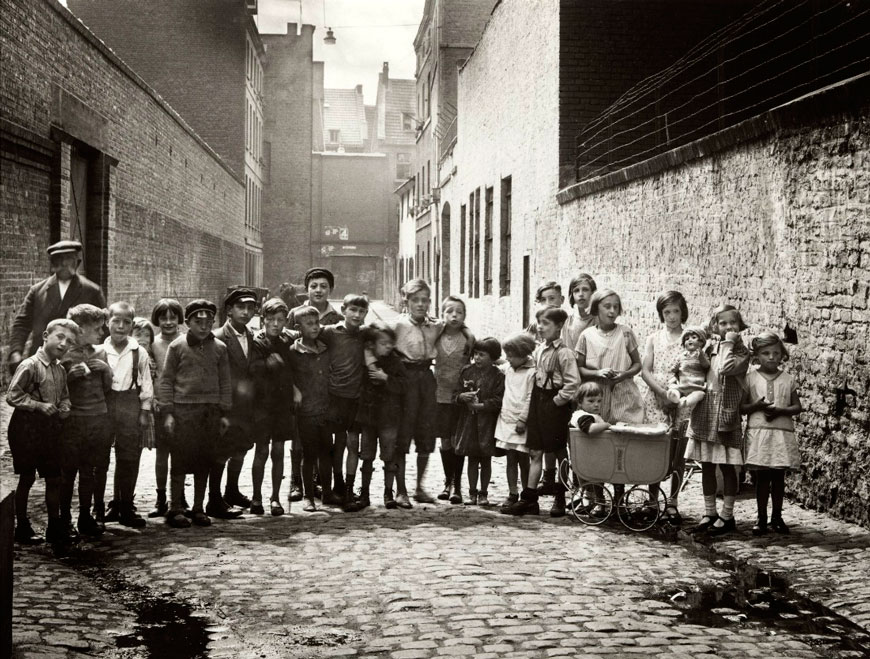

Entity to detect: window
[500,176,512,297]
[473,189,481,298]
[460,204,466,294]
[402,113,414,132]
[397,152,411,180]
[484,186,493,295]
[329,129,340,144]
[427,160,431,194]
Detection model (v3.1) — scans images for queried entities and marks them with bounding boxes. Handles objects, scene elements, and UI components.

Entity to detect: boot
[119,501,146,528]
[148,489,168,518]
[342,476,361,512]
[93,501,106,533]
[14,519,44,545]
[288,470,303,502]
[104,499,120,523]
[502,489,540,516]
[550,486,566,518]
[357,484,370,510]
[77,513,104,537]
[205,494,244,519]
[45,517,70,545]
[537,468,557,496]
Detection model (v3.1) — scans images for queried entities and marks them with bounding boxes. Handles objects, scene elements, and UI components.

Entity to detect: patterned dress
[642,328,684,425]
[743,369,800,470]
[576,324,645,424]
[563,309,595,354]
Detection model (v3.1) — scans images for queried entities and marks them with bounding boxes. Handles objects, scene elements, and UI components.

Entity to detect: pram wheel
[617,485,665,532]
[569,483,613,526]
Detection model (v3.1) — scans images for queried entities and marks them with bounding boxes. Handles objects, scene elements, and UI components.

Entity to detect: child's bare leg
[15,469,36,524]
[345,431,360,480]
[155,447,169,491]
[506,452,519,495]
[251,441,269,503]
[415,453,430,494]
[192,470,208,512]
[518,452,530,491]
[270,441,285,502]
[395,454,407,496]
[467,456,479,495]
[332,430,346,492]
[383,459,396,492]
[697,461,719,526]
[528,450,544,489]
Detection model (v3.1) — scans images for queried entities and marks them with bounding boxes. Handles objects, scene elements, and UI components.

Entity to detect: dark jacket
[213,321,266,428]
[451,363,505,457]
[356,351,407,428]
[10,274,106,356]
[252,330,295,421]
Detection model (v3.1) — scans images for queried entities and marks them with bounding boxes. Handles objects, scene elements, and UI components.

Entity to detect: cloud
[258,0,424,103]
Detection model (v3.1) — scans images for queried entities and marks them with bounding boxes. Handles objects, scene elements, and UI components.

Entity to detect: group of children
[7,268,802,545]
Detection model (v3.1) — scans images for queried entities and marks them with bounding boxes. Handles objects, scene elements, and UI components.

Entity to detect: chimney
[383,62,390,90]
[355,84,363,96]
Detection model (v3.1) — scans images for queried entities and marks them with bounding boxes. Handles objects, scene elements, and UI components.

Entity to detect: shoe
[322,492,344,506]
[413,489,436,504]
[167,511,191,528]
[501,493,519,508]
[356,491,370,510]
[664,506,683,526]
[709,517,737,536]
[395,493,413,509]
[314,485,323,500]
[752,520,768,536]
[250,500,265,515]
[437,484,451,500]
[92,503,106,533]
[449,491,463,505]
[478,492,491,506]
[343,498,364,513]
[148,490,168,518]
[467,491,478,506]
[384,490,398,509]
[77,514,104,537]
[536,469,557,496]
[501,498,539,516]
[104,500,120,523]
[224,489,252,509]
[45,518,70,545]
[14,519,44,545]
[191,510,212,526]
[288,485,304,502]
[270,500,285,516]
[205,498,244,519]
[302,498,317,512]
[690,515,719,534]
[63,517,81,542]
[331,487,346,505]
[769,517,790,534]
[550,495,566,518]
[118,504,146,529]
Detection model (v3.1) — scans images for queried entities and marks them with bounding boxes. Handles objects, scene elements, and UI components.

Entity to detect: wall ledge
[557,71,870,205]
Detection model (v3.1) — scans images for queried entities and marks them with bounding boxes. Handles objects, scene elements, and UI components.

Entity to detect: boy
[505,307,579,517]
[286,306,333,512]
[103,302,153,528]
[158,300,233,527]
[288,267,343,328]
[7,318,77,544]
[250,298,297,515]
[320,294,368,509]
[61,304,112,538]
[147,298,185,518]
[211,287,265,518]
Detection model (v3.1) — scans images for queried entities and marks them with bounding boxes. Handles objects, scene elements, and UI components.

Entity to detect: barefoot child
[7,319,77,544]
[686,304,750,537]
[742,332,802,535]
[452,338,504,506]
[495,333,536,510]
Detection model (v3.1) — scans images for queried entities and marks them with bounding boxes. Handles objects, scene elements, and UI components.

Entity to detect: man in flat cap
[8,240,106,374]
[209,287,265,518]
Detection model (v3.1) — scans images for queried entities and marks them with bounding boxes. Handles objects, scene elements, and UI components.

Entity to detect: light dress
[563,309,595,354]
[494,358,536,454]
[642,327,684,425]
[743,368,800,470]
[576,324,645,424]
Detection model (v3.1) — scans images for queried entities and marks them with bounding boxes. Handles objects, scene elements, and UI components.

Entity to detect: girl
[641,291,689,523]
[494,333,536,510]
[576,289,645,424]
[452,337,505,506]
[686,304,750,536]
[563,273,597,350]
[434,296,474,503]
[742,332,802,535]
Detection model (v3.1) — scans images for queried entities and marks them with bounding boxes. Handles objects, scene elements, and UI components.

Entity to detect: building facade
[67,0,267,287]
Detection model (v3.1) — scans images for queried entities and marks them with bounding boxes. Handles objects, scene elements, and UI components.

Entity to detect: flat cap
[46,240,83,257]
[304,267,334,289]
[224,287,258,308]
[184,299,217,320]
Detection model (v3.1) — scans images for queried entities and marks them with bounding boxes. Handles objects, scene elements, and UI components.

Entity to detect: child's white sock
[720,495,736,520]
[704,495,718,518]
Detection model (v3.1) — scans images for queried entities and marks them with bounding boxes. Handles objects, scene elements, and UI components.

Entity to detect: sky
[256,0,425,104]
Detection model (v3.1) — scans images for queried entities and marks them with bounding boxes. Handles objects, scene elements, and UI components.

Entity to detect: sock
[704,494,718,518]
[720,495,736,520]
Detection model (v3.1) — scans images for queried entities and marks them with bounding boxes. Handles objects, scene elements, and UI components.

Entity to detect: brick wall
[66,0,248,177]
[1,0,244,375]
[261,26,315,291]
[559,0,756,187]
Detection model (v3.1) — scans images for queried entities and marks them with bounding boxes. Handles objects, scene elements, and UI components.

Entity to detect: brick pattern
[1,0,245,376]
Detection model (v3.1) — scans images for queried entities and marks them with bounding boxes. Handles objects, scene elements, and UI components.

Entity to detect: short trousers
[61,414,112,474]
[328,395,360,434]
[296,415,332,455]
[398,367,437,454]
[169,403,221,475]
[8,408,63,478]
[107,389,142,463]
[254,413,297,445]
[435,403,459,450]
[525,385,571,453]
[218,424,254,460]
[360,423,399,463]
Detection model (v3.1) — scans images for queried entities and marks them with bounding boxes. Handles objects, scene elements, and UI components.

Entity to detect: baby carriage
[559,423,697,531]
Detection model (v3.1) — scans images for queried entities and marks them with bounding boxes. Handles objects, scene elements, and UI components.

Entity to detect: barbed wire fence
[574,0,870,183]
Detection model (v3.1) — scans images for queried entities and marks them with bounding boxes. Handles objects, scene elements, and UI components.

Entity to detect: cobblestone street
[4,388,870,658]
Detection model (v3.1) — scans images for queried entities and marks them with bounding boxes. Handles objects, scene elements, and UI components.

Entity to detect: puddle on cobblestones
[61,552,212,658]
[655,553,870,658]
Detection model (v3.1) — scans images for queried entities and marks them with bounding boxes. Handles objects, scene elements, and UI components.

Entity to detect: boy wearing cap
[158,300,233,527]
[288,267,343,328]
[8,240,105,375]
[211,288,266,517]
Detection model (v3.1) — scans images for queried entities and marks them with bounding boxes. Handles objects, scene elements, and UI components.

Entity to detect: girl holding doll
[686,304,750,536]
